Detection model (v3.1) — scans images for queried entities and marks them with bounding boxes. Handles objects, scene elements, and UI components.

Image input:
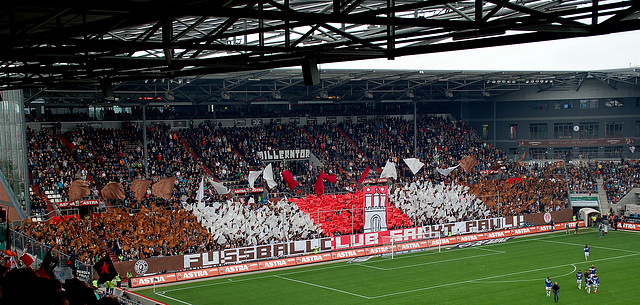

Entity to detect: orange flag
[101,182,126,200]
[151,177,176,200]
[131,179,152,202]
[68,179,90,202]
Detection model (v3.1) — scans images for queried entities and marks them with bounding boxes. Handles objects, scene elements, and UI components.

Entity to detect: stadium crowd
[15,115,638,269]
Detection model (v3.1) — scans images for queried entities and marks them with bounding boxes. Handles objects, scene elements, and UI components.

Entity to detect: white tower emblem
[364,186,388,233]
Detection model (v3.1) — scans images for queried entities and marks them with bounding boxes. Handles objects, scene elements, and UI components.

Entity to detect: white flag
[380,161,397,180]
[403,158,425,175]
[436,165,460,176]
[208,178,230,195]
[263,164,277,189]
[248,170,264,189]
[196,177,204,204]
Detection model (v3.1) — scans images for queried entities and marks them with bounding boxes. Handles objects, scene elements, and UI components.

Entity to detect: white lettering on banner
[297,255,324,264]
[136,277,166,285]
[57,199,100,208]
[332,216,522,249]
[261,260,288,268]
[431,237,456,246]
[183,237,331,268]
[513,228,532,235]
[538,225,552,231]
[458,235,480,242]
[180,270,208,280]
[222,265,248,274]
[332,251,358,259]
[367,246,391,254]
[397,243,420,250]
[258,149,311,161]
[485,231,506,239]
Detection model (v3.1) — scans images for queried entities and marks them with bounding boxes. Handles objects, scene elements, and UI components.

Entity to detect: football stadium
[1,1,640,304]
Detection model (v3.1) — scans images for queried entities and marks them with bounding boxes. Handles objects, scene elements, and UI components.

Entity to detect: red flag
[20,251,35,268]
[324,173,337,184]
[358,166,370,184]
[314,172,338,196]
[315,173,325,196]
[281,170,298,190]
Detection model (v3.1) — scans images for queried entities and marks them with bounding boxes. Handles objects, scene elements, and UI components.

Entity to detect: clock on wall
[573,125,580,132]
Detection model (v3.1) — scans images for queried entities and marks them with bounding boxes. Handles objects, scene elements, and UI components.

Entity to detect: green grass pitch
[135,228,640,304]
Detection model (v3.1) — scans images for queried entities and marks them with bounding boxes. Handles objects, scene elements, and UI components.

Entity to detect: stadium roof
[23,68,640,105]
[2,0,640,90]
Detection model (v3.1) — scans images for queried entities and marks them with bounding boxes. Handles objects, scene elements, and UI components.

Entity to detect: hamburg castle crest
[364,186,388,233]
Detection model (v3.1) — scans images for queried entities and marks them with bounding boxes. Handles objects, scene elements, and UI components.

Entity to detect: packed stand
[146,122,204,208]
[65,123,144,190]
[27,127,95,204]
[601,160,640,203]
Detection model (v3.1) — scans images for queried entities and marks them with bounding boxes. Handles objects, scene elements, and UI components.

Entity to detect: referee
[552,282,560,303]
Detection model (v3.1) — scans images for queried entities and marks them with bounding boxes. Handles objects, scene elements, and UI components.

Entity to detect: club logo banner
[363,186,388,233]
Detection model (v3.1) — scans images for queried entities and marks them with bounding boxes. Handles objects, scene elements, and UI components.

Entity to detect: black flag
[38,248,59,279]
[93,254,118,285]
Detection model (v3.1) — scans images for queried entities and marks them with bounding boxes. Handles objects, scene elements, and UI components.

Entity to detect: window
[482,124,489,140]
[553,147,572,159]
[604,146,623,158]
[605,99,623,107]
[578,147,598,159]
[509,124,518,140]
[529,148,547,160]
[530,101,548,110]
[508,148,518,155]
[554,123,573,139]
[529,123,547,139]
[555,101,573,109]
[604,122,624,138]
[579,99,598,109]
[579,122,599,139]
[636,121,640,137]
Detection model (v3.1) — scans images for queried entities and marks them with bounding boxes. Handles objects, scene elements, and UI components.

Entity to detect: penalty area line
[154,291,194,305]
[274,275,371,299]
[358,251,503,271]
[370,253,639,299]
[482,264,577,283]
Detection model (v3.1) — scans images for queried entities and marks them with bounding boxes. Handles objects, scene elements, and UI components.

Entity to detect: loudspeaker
[302,58,320,86]
[100,79,114,100]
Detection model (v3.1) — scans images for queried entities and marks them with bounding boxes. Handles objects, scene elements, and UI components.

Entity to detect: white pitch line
[482,264,577,283]
[369,253,639,299]
[531,238,640,254]
[154,291,195,305]
[274,275,371,299]
[358,251,503,271]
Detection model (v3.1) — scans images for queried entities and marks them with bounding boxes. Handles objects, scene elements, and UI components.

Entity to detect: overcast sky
[321,29,640,71]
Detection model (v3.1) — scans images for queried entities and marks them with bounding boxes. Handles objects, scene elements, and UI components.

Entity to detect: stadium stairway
[301,126,353,183]
[299,126,315,144]
[175,132,216,179]
[336,126,382,173]
[596,177,610,213]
